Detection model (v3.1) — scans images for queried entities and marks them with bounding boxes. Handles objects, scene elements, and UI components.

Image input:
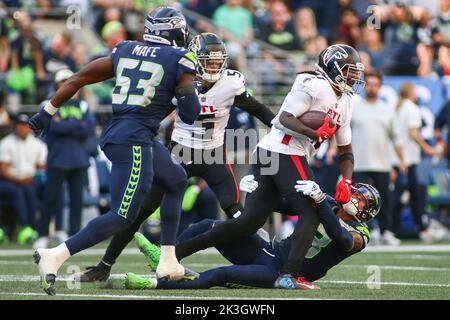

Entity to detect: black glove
[28,108,53,137]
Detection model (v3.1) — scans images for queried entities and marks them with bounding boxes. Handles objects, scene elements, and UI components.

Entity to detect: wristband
[43,102,58,116]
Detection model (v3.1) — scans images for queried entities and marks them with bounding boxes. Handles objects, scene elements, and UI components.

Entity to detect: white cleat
[33,248,60,295]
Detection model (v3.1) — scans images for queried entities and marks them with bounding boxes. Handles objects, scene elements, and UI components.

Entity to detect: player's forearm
[338,145,354,179]
[234,93,275,127]
[279,111,316,139]
[51,57,114,107]
[316,200,353,251]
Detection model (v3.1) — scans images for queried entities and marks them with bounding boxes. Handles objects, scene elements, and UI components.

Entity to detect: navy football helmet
[343,183,381,223]
[317,44,365,94]
[143,6,189,47]
[188,33,228,83]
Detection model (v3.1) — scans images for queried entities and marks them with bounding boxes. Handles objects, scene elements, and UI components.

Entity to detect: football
[298,111,336,130]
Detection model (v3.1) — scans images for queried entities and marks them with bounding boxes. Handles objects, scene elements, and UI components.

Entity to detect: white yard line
[337,265,450,272]
[0,291,324,300]
[316,280,450,288]
[0,274,448,289]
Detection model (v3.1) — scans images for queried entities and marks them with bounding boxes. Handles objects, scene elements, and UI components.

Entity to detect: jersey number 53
[112,58,164,107]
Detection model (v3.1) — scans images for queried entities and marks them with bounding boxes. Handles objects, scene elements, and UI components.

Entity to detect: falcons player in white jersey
[74,33,274,282]
[171,44,366,290]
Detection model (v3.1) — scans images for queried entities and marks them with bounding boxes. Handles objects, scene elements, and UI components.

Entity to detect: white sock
[51,242,71,270]
[159,245,178,265]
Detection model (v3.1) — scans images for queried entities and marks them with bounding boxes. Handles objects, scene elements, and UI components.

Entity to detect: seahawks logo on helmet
[143,6,189,47]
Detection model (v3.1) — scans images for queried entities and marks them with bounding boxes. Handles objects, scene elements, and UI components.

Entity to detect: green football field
[0,241,449,300]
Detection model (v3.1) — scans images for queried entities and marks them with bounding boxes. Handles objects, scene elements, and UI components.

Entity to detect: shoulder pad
[224,69,246,95]
[293,73,328,99]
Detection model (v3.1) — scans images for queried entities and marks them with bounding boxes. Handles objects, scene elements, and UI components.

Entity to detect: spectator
[213,0,253,47]
[73,42,87,70]
[43,32,77,75]
[375,2,430,75]
[258,1,300,51]
[434,98,450,165]
[0,114,47,244]
[35,69,96,248]
[8,11,47,103]
[391,83,443,243]
[0,8,9,74]
[351,72,405,245]
[432,0,450,75]
[337,8,362,48]
[294,6,318,50]
[0,89,11,139]
[185,0,224,18]
[360,26,385,72]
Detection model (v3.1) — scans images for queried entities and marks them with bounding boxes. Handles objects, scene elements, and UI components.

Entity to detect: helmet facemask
[342,184,380,223]
[198,50,228,83]
[335,62,365,94]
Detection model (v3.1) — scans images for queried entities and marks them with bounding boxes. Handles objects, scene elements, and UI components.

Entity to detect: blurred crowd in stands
[0,0,449,246]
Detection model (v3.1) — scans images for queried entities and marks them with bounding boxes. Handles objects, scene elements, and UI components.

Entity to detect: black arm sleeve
[316,200,354,251]
[233,92,275,127]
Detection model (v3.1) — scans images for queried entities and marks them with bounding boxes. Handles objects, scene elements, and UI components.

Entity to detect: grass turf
[0,241,449,300]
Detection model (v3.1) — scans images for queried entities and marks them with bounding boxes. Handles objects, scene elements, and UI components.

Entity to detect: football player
[125,180,380,290]
[28,6,201,295]
[74,32,275,282]
[170,44,365,289]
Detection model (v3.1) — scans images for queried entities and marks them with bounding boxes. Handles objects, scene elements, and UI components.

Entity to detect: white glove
[294,180,326,203]
[239,174,259,193]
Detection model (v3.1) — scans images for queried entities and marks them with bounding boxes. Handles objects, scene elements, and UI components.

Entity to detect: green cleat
[18,226,38,245]
[125,273,155,290]
[0,228,5,244]
[134,232,160,271]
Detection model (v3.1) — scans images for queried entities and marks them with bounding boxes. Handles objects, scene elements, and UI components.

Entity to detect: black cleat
[74,261,111,282]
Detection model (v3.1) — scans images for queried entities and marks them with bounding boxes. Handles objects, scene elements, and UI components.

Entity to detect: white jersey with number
[257,72,353,160]
[171,69,246,150]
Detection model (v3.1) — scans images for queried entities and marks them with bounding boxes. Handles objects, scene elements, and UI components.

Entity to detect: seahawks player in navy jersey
[28,6,201,295]
[124,179,379,290]
[73,33,275,283]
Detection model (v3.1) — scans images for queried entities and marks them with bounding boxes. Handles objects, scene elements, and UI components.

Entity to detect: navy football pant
[157,219,278,289]
[66,143,153,255]
[102,142,240,265]
[102,141,187,263]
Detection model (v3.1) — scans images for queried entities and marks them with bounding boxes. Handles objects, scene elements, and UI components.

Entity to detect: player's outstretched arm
[233,92,275,127]
[295,180,353,251]
[28,57,114,137]
[50,57,114,107]
[175,73,201,125]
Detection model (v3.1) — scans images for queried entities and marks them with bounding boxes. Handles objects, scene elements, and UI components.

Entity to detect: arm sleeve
[176,51,198,81]
[316,200,354,251]
[233,92,275,127]
[280,89,312,117]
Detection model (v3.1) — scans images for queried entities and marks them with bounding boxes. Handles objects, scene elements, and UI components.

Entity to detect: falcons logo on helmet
[323,45,349,65]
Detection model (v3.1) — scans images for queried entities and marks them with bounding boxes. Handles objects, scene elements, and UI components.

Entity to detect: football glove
[314,117,336,148]
[335,178,352,204]
[295,180,326,203]
[239,174,258,193]
[28,104,56,137]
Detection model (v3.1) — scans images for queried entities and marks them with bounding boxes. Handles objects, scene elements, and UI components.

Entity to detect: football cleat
[73,261,111,282]
[33,250,57,295]
[274,274,320,290]
[18,226,38,245]
[134,232,160,272]
[125,273,156,290]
